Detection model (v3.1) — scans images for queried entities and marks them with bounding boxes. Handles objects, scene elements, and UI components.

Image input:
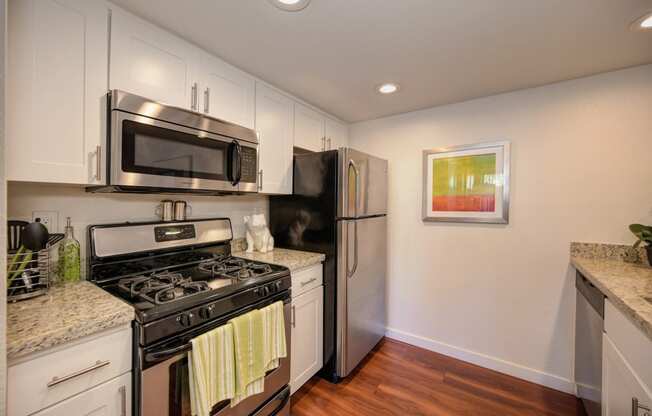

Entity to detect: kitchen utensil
[8,220,28,252]
[156,200,175,221]
[173,200,192,221]
[21,221,49,252]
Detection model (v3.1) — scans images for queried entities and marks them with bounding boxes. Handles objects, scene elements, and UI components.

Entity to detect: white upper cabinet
[325,118,349,150]
[7,0,109,185]
[294,103,326,152]
[255,83,294,194]
[199,52,255,129]
[109,6,199,109]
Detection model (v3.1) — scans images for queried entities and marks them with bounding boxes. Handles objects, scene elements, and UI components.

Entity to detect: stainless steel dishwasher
[575,272,605,416]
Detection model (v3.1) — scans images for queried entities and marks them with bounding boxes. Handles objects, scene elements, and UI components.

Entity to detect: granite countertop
[570,243,652,342]
[234,248,325,272]
[7,281,134,360]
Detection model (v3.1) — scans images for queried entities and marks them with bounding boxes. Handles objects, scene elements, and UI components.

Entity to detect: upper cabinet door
[7,0,108,185]
[109,7,198,109]
[294,103,325,152]
[325,118,349,150]
[255,83,294,194]
[199,52,255,129]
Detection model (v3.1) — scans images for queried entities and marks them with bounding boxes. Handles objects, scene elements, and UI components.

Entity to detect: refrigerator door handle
[346,221,359,278]
[348,159,360,217]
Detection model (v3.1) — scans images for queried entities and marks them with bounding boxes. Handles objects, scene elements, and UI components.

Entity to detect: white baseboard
[385,327,575,394]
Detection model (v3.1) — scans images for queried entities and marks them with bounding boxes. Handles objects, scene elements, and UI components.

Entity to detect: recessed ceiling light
[377,83,399,94]
[269,0,311,12]
[631,12,652,30]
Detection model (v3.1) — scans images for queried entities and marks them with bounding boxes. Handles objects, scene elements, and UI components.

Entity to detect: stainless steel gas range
[87,218,291,416]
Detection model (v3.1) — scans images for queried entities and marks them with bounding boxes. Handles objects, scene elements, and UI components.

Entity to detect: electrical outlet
[32,211,59,233]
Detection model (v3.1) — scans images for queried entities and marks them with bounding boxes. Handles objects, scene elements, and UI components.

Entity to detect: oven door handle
[144,343,192,364]
[253,387,290,416]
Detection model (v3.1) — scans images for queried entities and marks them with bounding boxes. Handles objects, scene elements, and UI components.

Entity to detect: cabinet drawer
[604,300,652,393]
[8,326,132,416]
[32,372,131,416]
[291,264,323,297]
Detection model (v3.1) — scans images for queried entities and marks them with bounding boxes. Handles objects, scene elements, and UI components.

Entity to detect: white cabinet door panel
[602,334,652,416]
[200,53,255,129]
[290,285,323,394]
[33,373,131,416]
[110,7,198,109]
[294,103,325,152]
[7,0,108,184]
[255,83,293,194]
[325,118,348,150]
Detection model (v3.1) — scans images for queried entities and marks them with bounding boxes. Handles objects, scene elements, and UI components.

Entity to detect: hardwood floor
[291,338,586,416]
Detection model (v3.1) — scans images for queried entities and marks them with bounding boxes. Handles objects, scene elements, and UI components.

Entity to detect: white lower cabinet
[8,326,132,416]
[33,372,131,416]
[290,281,324,394]
[602,334,651,416]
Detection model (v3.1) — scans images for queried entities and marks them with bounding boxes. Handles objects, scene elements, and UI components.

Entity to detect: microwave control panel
[240,147,258,184]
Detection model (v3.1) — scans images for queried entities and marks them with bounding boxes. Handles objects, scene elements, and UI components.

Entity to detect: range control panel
[154,224,196,242]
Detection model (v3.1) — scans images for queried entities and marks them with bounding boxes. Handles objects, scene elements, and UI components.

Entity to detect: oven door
[140,301,291,416]
[111,111,258,193]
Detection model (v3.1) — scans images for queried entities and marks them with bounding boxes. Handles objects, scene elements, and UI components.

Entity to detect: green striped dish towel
[188,324,236,416]
[229,301,287,407]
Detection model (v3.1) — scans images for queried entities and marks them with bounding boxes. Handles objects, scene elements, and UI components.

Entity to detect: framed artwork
[422,141,510,223]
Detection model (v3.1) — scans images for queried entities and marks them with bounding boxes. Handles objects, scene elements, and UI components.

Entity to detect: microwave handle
[232,140,242,186]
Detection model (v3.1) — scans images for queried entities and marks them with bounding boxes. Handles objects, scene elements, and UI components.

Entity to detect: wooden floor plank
[291,338,586,416]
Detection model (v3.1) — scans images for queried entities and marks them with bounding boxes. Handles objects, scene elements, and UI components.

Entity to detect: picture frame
[422,141,510,224]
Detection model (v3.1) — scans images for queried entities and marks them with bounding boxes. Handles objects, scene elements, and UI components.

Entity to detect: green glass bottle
[58,217,81,283]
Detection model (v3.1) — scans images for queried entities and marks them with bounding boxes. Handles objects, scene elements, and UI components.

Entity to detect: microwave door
[112,111,240,192]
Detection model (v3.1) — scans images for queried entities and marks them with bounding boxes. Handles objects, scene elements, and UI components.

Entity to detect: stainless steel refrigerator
[270,148,388,381]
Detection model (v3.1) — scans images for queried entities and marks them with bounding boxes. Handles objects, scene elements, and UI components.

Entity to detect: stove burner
[197,257,274,281]
[118,271,209,305]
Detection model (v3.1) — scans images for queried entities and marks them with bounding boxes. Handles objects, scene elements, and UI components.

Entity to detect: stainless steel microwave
[90,90,258,195]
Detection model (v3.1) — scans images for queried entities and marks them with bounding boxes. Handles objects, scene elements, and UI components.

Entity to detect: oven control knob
[199,305,215,320]
[178,312,194,327]
[275,281,283,292]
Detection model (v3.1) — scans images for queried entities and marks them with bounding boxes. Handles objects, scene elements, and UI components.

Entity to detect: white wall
[7,183,268,270]
[350,64,652,392]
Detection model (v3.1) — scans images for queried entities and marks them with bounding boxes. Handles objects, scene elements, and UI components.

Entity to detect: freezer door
[336,216,387,378]
[338,148,388,218]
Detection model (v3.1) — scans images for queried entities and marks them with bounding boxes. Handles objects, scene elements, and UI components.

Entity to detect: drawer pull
[300,278,317,287]
[47,360,111,388]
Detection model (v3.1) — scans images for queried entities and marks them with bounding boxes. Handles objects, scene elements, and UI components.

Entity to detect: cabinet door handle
[291,305,296,328]
[95,145,102,181]
[204,87,210,113]
[633,397,651,416]
[300,278,317,287]
[119,385,127,416]
[191,82,198,110]
[47,360,111,388]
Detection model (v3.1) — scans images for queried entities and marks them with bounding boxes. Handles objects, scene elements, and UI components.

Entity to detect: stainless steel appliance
[575,272,605,416]
[89,90,259,195]
[270,148,388,381]
[88,218,291,416]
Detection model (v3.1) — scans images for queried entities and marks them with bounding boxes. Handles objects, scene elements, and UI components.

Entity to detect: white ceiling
[110,0,652,122]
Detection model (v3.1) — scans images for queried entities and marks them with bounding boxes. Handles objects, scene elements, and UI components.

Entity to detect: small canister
[174,200,190,221]
[156,200,174,222]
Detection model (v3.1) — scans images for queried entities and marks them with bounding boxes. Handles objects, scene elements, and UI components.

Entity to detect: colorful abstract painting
[422,141,510,223]
[432,153,496,212]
